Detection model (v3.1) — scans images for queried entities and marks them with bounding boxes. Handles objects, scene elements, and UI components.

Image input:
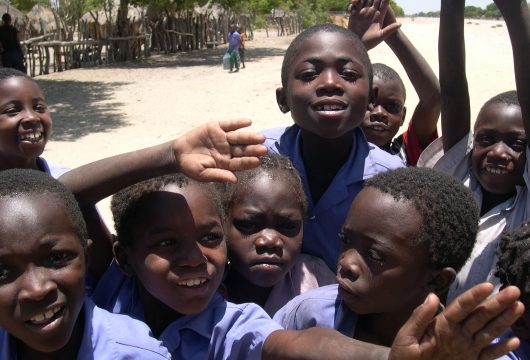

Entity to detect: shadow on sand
[36,79,129,142]
[106,46,286,69]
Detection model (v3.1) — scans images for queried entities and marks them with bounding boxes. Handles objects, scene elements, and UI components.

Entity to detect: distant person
[238,26,247,69]
[0,13,26,73]
[227,24,240,73]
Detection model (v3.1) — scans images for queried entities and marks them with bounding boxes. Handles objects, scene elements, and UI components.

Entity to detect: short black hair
[2,13,11,23]
[223,154,307,217]
[0,168,88,249]
[372,63,406,100]
[111,174,225,248]
[475,90,520,130]
[364,167,479,272]
[281,23,372,90]
[0,67,33,83]
[496,221,530,300]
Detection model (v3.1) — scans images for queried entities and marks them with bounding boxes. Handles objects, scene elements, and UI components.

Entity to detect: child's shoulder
[161,293,281,359]
[85,298,171,359]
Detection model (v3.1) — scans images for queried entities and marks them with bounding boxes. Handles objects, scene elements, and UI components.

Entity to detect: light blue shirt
[273,284,357,336]
[37,156,69,179]
[262,125,405,270]
[495,329,530,360]
[0,298,170,360]
[93,261,283,359]
[228,31,240,52]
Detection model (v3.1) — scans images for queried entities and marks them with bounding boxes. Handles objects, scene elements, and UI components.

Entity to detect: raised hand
[172,119,267,183]
[389,283,524,360]
[347,0,401,50]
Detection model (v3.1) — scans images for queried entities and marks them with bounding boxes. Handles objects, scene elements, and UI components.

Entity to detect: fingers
[462,286,521,335]
[472,300,524,346]
[380,22,401,38]
[479,337,521,360]
[198,168,238,183]
[443,283,495,323]
[226,131,266,146]
[395,293,440,342]
[218,118,253,132]
[230,144,268,158]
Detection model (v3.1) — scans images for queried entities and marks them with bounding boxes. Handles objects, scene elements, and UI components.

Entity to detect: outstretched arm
[439,0,471,151]
[59,119,267,204]
[494,0,530,147]
[383,8,440,148]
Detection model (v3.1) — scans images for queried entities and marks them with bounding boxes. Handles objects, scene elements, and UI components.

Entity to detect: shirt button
[309,215,316,220]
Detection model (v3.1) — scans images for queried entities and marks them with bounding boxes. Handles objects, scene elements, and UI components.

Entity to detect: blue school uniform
[262,125,405,270]
[0,298,170,360]
[93,261,283,359]
[495,329,530,360]
[37,157,69,179]
[273,284,357,336]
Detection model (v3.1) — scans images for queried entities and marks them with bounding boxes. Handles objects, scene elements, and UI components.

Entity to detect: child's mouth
[25,305,65,329]
[484,166,509,175]
[177,278,208,288]
[19,124,45,144]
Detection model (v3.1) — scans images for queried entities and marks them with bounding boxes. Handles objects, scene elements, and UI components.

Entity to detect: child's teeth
[29,305,61,323]
[178,278,207,287]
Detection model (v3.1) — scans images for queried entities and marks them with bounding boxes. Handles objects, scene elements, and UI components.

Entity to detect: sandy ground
[37,17,517,228]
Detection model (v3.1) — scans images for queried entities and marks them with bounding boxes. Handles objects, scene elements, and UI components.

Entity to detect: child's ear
[113,240,135,277]
[427,267,456,295]
[401,106,407,126]
[276,87,290,113]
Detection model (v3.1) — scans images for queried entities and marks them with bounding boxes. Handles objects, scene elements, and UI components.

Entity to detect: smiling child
[418,0,530,303]
[263,23,404,271]
[0,169,170,359]
[223,154,335,315]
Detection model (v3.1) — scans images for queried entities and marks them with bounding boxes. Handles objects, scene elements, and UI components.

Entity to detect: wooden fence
[22,34,150,77]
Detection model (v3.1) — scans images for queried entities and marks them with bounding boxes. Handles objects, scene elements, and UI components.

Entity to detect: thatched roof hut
[27,4,59,36]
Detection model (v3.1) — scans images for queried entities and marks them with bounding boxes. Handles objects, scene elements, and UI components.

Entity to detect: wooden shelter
[27,5,64,38]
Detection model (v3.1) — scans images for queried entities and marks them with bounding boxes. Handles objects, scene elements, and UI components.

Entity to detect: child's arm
[494,0,530,147]
[439,0,471,152]
[389,283,524,360]
[59,119,267,204]
[382,8,441,148]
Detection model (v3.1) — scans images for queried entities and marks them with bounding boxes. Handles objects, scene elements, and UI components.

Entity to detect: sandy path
[37,17,516,227]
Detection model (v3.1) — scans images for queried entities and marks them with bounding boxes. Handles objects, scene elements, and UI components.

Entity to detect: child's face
[278,31,371,140]
[227,174,303,288]
[124,183,226,316]
[362,77,405,147]
[0,77,52,163]
[337,186,432,316]
[472,103,526,195]
[0,194,86,353]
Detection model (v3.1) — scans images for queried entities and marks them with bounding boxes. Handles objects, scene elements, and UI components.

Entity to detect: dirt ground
[37,17,517,228]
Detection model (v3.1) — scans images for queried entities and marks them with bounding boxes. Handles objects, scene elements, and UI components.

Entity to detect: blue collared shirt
[262,125,405,270]
[273,284,357,336]
[0,298,170,360]
[93,261,283,359]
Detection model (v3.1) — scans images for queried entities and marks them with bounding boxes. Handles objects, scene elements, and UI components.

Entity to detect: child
[495,221,530,359]
[238,26,246,69]
[274,167,495,347]
[263,23,404,271]
[0,169,170,359]
[227,24,240,73]
[223,154,335,316]
[349,2,440,166]
[418,0,530,303]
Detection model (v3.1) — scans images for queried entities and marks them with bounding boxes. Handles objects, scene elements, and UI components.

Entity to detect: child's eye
[0,265,10,282]
[277,220,302,237]
[233,219,260,235]
[199,232,224,247]
[2,106,19,116]
[298,69,318,81]
[157,238,176,247]
[49,252,74,267]
[509,139,527,152]
[475,134,494,147]
[367,249,384,263]
[34,104,47,113]
[341,69,359,81]
[383,103,403,114]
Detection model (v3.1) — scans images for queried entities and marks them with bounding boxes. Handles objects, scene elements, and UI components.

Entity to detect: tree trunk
[48,0,63,71]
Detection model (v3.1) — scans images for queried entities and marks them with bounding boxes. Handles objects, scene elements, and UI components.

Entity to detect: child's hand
[172,118,267,183]
[389,283,524,360]
[348,0,401,50]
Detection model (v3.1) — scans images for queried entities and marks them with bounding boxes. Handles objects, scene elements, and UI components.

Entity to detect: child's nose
[318,69,343,92]
[488,141,512,161]
[181,243,208,267]
[255,229,283,252]
[337,250,361,281]
[20,109,41,125]
[18,266,57,302]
